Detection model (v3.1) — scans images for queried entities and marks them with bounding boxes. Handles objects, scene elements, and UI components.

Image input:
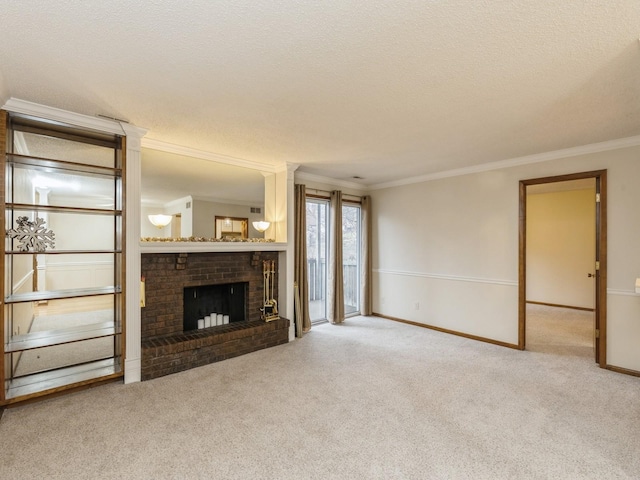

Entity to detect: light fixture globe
[252,221,271,233]
[148,214,172,228]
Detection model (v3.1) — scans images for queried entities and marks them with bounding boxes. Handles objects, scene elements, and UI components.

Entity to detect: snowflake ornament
[6,216,56,252]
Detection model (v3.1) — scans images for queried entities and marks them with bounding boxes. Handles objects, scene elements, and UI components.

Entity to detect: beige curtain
[327,190,345,324]
[294,184,311,336]
[360,195,372,315]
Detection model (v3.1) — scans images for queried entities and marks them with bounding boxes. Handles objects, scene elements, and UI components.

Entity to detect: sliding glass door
[342,203,361,315]
[306,198,361,321]
[306,199,328,323]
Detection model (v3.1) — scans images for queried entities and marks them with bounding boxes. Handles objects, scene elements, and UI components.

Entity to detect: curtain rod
[304,187,364,200]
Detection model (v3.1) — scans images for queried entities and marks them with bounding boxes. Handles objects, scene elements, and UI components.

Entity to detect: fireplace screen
[183,282,247,331]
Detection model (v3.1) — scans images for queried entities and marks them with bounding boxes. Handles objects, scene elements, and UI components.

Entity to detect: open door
[519,170,607,367]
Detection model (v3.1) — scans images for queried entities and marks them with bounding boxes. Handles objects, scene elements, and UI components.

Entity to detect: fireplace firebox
[183,282,247,331]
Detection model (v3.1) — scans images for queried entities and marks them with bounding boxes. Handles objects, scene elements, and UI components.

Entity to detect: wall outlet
[414,302,420,310]
[381,296,386,305]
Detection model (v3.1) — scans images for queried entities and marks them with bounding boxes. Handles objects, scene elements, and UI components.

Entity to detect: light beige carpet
[526,303,594,357]
[0,309,638,479]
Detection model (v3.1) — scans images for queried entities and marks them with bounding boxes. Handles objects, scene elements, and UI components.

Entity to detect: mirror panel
[141,148,272,240]
[214,216,248,239]
[17,131,115,168]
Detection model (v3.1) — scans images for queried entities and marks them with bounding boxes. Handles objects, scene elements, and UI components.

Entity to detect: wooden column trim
[597,171,608,367]
[518,181,526,350]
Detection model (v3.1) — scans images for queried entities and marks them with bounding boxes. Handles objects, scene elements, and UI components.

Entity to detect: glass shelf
[5,358,121,400]
[6,321,117,353]
[5,286,120,304]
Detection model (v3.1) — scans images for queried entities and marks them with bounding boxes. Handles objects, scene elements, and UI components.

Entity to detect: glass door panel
[342,204,361,315]
[306,199,328,323]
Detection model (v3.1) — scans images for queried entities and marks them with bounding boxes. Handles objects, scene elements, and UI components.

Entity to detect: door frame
[306,195,330,323]
[518,170,607,366]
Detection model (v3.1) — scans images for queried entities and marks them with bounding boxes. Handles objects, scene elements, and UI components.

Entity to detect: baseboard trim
[605,365,640,377]
[527,301,594,312]
[124,357,141,384]
[372,313,521,350]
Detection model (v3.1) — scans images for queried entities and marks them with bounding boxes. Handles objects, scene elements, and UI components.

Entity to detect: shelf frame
[5,358,122,401]
[5,286,121,304]
[6,249,122,255]
[2,110,126,405]
[6,321,118,353]
[6,152,122,177]
[6,202,121,216]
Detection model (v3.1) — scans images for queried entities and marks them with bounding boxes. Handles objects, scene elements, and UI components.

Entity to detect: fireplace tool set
[261,260,279,322]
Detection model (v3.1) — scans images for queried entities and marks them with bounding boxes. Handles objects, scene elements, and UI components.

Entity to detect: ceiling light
[148,214,172,228]
[252,221,271,232]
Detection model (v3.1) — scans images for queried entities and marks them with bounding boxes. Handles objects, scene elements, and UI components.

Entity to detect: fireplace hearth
[140,251,289,380]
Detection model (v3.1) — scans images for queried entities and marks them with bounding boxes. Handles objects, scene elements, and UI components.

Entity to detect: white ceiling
[1,1,639,187]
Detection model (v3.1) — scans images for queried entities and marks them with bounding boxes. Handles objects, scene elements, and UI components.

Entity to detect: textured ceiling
[1,1,639,187]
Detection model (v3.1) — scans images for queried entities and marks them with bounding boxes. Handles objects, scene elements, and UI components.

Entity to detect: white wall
[0,71,7,107]
[527,188,596,309]
[371,145,640,372]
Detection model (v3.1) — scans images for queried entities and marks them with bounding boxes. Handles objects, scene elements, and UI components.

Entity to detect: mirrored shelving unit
[1,111,125,404]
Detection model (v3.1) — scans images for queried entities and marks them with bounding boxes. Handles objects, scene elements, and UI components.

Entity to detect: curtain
[360,195,372,316]
[294,184,311,336]
[327,190,345,324]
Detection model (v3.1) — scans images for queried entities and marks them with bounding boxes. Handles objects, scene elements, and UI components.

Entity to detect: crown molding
[144,195,262,209]
[295,171,369,192]
[141,137,284,174]
[189,195,263,207]
[120,122,148,148]
[370,135,640,190]
[2,97,147,137]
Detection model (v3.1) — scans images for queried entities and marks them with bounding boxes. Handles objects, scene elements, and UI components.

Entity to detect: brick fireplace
[140,251,289,380]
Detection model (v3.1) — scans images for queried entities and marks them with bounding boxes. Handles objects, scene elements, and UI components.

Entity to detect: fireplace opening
[183,282,247,331]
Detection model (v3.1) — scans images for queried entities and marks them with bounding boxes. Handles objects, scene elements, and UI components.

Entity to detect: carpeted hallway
[0,311,638,479]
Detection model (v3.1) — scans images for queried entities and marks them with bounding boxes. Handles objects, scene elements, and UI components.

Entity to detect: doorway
[519,170,607,367]
[171,214,182,238]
